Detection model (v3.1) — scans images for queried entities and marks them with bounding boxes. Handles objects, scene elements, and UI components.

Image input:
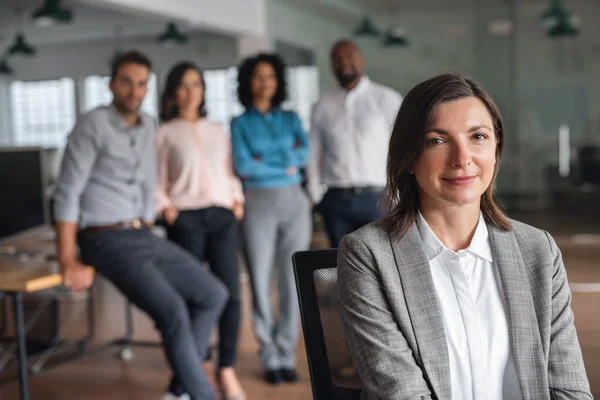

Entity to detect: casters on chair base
[119,347,134,361]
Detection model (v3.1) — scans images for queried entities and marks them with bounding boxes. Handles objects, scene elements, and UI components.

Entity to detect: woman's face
[413,96,497,211]
[251,61,278,103]
[175,68,204,116]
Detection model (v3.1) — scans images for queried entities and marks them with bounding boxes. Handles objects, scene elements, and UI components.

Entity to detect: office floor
[1,212,599,399]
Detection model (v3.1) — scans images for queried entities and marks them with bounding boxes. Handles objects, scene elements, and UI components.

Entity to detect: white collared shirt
[307,76,402,203]
[416,212,523,400]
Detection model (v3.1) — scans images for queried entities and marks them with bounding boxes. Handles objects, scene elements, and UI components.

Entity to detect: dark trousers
[79,228,228,400]
[317,188,386,247]
[166,207,241,369]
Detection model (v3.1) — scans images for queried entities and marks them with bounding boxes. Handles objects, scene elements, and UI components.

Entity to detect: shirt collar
[354,75,370,92]
[416,210,493,263]
[340,75,370,98]
[249,106,281,118]
[108,103,142,129]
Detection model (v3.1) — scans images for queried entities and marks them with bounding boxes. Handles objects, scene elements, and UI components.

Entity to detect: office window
[284,66,319,131]
[10,78,76,148]
[204,67,243,128]
[82,73,158,117]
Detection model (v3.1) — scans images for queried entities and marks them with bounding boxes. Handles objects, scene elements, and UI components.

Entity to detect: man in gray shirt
[53,51,227,400]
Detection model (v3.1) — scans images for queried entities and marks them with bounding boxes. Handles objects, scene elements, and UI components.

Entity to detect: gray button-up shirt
[53,105,157,228]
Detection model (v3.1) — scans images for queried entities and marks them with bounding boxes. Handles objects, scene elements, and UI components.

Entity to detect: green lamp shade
[8,34,36,56]
[539,0,566,28]
[157,23,188,45]
[383,26,409,47]
[384,35,409,47]
[547,17,579,37]
[539,0,580,37]
[354,16,380,37]
[32,0,73,26]
[0,60,15,75]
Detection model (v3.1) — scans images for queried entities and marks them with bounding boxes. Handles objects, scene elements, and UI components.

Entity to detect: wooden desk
[0,225,60,400]
[0,225,159,400]
[0,225,61,292]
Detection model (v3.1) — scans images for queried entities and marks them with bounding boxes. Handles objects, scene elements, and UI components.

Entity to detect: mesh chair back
[293,250,362,400]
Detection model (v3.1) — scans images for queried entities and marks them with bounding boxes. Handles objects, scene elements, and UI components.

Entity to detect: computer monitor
[0,147,49,239]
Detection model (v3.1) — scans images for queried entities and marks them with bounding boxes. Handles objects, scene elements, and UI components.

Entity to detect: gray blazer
[337,219,592,400]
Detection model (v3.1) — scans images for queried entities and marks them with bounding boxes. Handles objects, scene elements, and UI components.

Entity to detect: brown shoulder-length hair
[382,73,511,238]
[160,61,207,122]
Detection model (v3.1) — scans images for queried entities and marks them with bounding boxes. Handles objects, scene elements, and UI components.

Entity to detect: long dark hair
[160,61,207,122]
[382,73,511,238]
[236,53,288,109]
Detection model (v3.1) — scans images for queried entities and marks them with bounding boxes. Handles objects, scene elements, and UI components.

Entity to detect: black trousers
[166,207,242,368]
[317,188,385,247]
[79,228,227,400]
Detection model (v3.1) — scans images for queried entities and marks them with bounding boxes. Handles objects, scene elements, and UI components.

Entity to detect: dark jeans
[317,188,386,247]
[166,207,241,368]
[78,228,228,400]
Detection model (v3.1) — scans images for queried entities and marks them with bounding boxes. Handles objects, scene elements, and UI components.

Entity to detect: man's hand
[233,201,244,220]
[163,207,179,226]
[287,166,298,176]
[62,260,95,292]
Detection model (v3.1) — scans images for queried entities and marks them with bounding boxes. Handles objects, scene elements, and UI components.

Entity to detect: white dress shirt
[307,76,402,203]
[416,211,523,400]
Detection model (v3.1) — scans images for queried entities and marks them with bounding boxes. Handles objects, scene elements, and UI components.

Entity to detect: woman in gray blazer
[337,74,591,400]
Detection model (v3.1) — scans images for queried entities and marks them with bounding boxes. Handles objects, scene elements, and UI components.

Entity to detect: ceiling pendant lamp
[548,13,579,38]
[383,26,409,47]
[8,33,36,56]
[353,15,380,37]
[0,59,15,75]
[32,0,73,27]
[539,0,580,37]
[157,22,188,46]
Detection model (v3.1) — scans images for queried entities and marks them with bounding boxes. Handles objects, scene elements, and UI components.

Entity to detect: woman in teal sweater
[231,53,312,385]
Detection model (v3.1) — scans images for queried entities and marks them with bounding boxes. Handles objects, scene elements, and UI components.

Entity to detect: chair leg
[119,301,135,361]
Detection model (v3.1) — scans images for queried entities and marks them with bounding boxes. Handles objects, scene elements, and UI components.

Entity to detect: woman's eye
[426,138,444,146]
[472,133,488,140]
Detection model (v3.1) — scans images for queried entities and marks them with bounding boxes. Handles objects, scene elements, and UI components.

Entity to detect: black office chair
[293,249,362,400]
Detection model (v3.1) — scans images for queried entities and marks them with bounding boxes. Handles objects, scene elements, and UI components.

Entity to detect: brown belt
[79,218,150,235]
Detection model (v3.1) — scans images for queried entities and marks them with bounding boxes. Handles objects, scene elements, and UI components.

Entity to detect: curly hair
[160,61,207,122]
[236,53,288,109]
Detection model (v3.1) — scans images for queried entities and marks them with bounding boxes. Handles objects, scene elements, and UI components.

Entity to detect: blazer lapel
[488,226,546,400]
[390,225,451,399]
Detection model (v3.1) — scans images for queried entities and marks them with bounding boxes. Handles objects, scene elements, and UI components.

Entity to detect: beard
[113,97,142,115]
[335,69,360,88]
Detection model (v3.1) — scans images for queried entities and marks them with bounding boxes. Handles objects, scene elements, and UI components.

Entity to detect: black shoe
[280,368,299,383]
[265,369,283,385]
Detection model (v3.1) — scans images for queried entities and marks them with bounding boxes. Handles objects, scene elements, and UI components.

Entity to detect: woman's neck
[178,108,201,122]
[419,201,481,251]
[253,99,272,114]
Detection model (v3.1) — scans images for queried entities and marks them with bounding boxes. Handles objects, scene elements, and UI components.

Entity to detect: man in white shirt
[307,39,403,247]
